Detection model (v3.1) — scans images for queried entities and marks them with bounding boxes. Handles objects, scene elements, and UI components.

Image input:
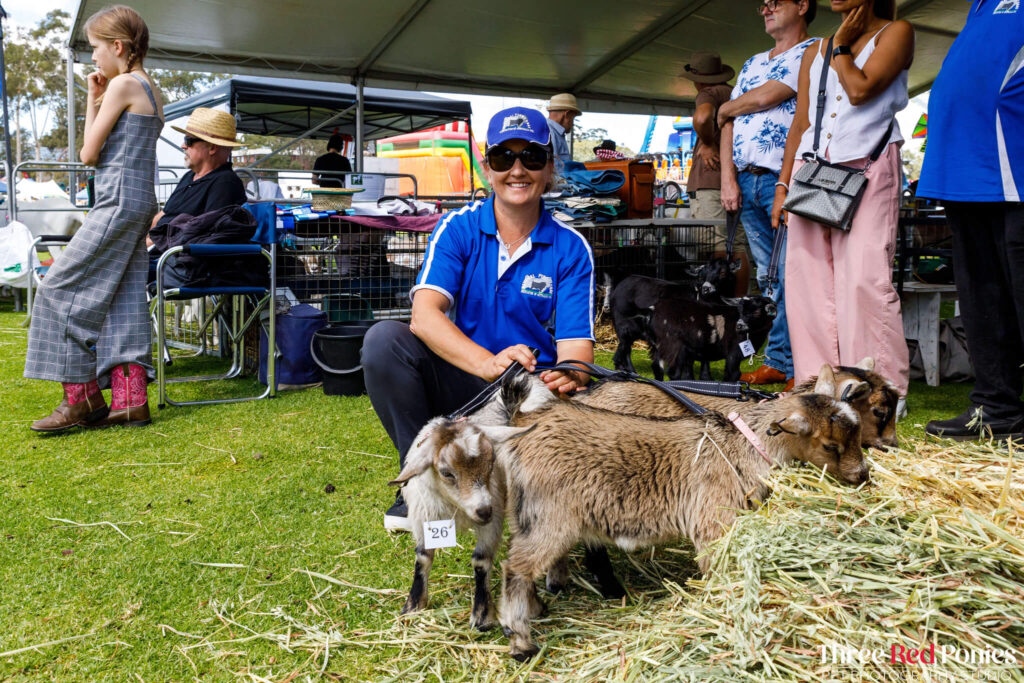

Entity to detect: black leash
[666,379,778,402]
[725,210,740,260]
[764,220,787,298]
[446,350,538,420]
[537,360,709,416]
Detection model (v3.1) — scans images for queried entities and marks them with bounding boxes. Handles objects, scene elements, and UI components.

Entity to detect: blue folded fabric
[561,161,626,194]
[243,202,277,245]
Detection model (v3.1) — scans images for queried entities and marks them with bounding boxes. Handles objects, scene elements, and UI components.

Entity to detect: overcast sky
[5,0,925,156]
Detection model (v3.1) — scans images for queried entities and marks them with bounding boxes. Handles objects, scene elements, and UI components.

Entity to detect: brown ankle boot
[89,364,151,428]
[31,384,109,433]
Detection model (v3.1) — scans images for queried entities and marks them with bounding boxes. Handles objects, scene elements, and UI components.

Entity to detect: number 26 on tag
[423,519,456,549]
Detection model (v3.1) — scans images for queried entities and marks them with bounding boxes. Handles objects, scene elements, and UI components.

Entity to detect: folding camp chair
[153,242,277,407]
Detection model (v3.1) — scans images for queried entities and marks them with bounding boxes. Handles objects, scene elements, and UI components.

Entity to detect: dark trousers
[362,320,487,469]
[947,201,1024,419]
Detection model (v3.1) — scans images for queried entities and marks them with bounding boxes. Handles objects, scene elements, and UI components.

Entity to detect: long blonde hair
[85,5,149,73]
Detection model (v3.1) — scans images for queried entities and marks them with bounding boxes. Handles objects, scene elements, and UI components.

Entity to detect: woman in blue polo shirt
[363,106,596,531]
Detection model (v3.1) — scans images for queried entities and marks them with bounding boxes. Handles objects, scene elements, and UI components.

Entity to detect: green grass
[0,300,976,679]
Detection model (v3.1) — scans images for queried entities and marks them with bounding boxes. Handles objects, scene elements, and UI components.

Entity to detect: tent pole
[466,116,474,198]
[66,45,77,198]
[0,3,15,192]
[355,77,365,173]
[250,104,356,167]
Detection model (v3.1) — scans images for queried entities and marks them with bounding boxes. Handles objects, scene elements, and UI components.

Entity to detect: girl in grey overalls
[26,6,162,432]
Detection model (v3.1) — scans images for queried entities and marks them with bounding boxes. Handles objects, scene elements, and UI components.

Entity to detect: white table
[901,281,958,386]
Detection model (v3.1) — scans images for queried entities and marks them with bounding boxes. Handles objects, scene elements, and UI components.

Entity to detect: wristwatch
[832,45,853,60]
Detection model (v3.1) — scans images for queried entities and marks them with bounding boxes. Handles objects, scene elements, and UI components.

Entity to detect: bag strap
[811,36,834,157]
[764,220,787,297]
[725,210,741,259]
[866,119,895,164]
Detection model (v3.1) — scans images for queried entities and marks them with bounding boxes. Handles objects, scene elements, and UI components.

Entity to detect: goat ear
[839,379,871,402]
[730,258,742,272]
[388,425,439,486]
[813,364,837,396]
[477,423,537,445]
[854,357,875,371]
[768,412,812,436]
[685,264,703,277]
[721,296,741,306]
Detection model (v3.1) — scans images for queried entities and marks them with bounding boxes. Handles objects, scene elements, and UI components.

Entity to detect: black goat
[609,257,741,373]
[649,295,776,381]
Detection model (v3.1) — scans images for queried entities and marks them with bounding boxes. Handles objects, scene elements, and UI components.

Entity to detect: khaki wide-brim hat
[547,92,582,115]
[680,51,735,84]
[171,107,243,147]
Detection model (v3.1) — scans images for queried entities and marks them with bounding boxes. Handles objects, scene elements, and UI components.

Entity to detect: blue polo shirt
[917,0,1024,202]
[412,197,595,365]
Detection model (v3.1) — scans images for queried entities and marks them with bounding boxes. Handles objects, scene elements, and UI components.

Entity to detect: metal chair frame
[154,242,277,407]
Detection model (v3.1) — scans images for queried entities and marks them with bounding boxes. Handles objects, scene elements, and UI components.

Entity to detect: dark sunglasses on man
[182,135,204,148]
[757,0,793,15]
[485,144,550,172]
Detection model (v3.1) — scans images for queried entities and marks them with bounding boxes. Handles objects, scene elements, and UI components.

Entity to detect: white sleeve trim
[555,337,597,343]
[410,284,455,309]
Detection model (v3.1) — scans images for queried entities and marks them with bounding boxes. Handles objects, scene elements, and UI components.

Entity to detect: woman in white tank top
[772,0,915,406]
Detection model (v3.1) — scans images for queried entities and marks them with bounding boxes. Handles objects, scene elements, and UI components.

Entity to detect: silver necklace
[499,231,530,250]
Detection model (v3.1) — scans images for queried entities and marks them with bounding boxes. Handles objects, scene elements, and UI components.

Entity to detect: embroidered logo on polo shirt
[521,273,553,298]
[501,114,533,133]
[994,0,1019,13]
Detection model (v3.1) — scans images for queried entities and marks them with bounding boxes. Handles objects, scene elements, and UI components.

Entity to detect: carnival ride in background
[376,122,488,196]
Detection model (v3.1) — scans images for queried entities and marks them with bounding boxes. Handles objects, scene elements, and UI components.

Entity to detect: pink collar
[727,412,773,466]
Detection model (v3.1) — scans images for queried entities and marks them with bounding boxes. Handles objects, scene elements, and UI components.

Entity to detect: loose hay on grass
[177,438,1024,681]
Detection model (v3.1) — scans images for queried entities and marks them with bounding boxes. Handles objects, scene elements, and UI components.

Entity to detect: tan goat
[576,357,899,449]
[478,366,867,660]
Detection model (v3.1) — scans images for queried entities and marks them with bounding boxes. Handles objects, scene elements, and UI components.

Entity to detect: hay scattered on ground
[174,438,1024,681]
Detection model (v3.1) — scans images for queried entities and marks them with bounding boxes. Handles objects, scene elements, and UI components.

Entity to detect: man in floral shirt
[718,0,817,390]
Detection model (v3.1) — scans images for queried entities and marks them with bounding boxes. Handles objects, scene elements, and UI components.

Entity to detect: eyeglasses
[182,135,204,147]
[757,0,793,15]
[485,144,550,172]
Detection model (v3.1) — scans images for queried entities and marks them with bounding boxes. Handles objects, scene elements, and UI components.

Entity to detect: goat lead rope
[536,361,708,416]
[446,353,536,420]
[726,411,773,466]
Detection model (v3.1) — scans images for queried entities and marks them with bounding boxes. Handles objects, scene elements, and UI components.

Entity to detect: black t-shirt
[156,163,247,228]
[313,152,352,188]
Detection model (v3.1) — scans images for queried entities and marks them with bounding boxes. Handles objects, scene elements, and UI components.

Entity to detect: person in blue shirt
[917,0,1024,441]
[363,106,596,531]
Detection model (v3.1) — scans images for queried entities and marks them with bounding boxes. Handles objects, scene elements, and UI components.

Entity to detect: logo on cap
[501,114,533,134]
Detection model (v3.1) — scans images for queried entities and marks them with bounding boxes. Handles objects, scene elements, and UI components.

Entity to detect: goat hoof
[598,581,626,600]
[400,599,423,615]
[473,618,497,632]
[501,625,513,638]
[510,642,540,661]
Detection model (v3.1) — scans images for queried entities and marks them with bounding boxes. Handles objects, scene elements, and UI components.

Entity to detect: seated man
[362,106,595,532]
[147,107,246,261]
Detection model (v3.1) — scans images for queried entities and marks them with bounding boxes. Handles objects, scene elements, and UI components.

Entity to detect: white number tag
[423,519,456,549]
[739,339,756,358]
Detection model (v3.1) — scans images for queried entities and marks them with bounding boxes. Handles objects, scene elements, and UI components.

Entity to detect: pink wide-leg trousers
[785,143,909,396]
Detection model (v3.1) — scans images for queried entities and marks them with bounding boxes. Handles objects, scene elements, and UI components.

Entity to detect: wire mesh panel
[581,221,717,284]
[277,217,428,322]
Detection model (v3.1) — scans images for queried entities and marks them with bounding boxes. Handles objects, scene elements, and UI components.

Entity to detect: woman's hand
[87,71,108,100]
[771,185,788,229]
[835,4,869,47]
[478,344,536,382]
[539,369,583,396]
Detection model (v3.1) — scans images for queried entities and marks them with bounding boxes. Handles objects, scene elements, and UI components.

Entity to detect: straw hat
[547,93,581,115]
[171,107,243,147]
[680,52,735,84]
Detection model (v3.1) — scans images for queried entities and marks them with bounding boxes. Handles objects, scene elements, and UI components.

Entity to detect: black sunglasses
[486,144,550,172]
[183,135,204,147]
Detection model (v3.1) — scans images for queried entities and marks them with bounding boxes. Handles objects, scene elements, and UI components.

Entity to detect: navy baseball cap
[486,107,550,148]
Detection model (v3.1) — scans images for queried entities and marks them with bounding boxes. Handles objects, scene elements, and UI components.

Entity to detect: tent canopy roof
[71,0,965,116]
[162,76,472,140]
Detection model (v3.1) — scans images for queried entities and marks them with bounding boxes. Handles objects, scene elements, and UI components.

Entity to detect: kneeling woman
[363,107,596,531]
